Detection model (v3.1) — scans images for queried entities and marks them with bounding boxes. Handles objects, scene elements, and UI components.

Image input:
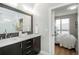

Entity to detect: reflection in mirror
[16,18,23,31]
[0,5,32,34]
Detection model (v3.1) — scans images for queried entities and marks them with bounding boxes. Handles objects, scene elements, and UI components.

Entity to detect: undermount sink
[4,37,18,40]
[19,33,28,38]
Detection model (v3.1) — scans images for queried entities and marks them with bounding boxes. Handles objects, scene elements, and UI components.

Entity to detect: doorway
[50,3,78,55]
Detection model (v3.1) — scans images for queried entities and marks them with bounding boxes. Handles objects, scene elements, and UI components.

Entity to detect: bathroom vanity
[0,34,41,55]
[0,4,41,55]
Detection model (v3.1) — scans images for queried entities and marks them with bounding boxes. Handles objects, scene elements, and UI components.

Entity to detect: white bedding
[56,33,77,49]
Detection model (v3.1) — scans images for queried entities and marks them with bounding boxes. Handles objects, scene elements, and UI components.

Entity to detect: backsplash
[0,32,19,40]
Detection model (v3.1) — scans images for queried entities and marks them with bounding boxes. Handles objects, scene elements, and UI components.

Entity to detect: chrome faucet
[5,29,7,38]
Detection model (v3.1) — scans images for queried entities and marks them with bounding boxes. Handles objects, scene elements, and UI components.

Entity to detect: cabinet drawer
[22,39,33,50]
[22,47,33,55]
[22,39,33,46]
[22,45,32,51]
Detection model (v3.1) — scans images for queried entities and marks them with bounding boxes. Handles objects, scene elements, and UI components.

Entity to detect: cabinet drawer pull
[26,41,31,44]
[26,50,31,54]
[26,46,31,49]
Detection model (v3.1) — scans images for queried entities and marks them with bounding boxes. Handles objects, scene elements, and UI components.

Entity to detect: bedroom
[53,3,78,55]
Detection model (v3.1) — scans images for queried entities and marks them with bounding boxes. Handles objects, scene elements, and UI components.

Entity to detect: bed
[55,33,77,49]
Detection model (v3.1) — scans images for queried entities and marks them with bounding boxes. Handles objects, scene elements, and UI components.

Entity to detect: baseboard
[39,50,50,55]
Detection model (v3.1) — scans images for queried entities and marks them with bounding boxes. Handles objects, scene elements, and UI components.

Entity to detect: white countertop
[0,33,41,48]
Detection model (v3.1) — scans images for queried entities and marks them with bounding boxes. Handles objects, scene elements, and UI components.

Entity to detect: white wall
[33,3,65,54]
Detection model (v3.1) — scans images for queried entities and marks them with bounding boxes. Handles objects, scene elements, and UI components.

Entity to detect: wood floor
[55,44,77,55]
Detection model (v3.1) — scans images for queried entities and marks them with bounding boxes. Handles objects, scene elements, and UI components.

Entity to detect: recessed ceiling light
[22,5,32,11]
[22,4,34,14]
[67,5,77,10]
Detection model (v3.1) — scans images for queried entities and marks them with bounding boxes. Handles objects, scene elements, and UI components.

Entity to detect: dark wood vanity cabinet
[0,36,41,55]
[22,39,33,55]
[33,36,41,54]
[0,43,22,55]
[22,36,41,55]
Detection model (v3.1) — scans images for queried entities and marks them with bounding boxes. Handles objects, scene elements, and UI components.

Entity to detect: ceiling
[22,3,35,9]
[54,3,78,17]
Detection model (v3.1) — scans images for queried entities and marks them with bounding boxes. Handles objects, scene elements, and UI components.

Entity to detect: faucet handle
[5,33,7,38]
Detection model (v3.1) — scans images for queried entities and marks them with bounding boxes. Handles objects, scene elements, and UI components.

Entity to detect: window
[62,18,69,34]
[56,18,69,35]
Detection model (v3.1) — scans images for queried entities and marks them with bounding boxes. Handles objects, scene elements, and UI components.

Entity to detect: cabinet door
[0,48,2,55]
[33,36,41,54]
[1,43,22,55]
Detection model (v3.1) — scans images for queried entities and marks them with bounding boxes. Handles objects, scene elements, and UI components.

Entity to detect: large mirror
[0,5,32,34]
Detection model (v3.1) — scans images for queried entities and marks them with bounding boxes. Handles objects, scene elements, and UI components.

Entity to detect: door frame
[48,3,78,55]
[78,4,79,55]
